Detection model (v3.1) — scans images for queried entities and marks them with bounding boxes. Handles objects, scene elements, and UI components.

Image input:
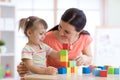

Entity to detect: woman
[17,8,93,76]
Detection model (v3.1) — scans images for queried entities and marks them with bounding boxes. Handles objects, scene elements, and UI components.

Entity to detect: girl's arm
[22,59,57,75]
[22,59,46,74]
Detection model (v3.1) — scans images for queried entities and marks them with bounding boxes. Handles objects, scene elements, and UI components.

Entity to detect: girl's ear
[26,29,31,37]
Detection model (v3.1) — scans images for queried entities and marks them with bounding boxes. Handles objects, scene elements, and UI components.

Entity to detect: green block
[108,67,114,74]
[0,66,4,78]
[68,61,74,67]
[60,50,68,56]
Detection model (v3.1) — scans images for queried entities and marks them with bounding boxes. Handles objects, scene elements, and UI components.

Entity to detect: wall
[107,0,120,26]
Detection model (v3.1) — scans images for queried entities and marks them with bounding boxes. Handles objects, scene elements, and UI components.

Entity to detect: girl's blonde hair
[19,16,48,36]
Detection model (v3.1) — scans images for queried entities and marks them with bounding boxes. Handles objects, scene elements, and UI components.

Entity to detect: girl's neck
[27,41,42,51]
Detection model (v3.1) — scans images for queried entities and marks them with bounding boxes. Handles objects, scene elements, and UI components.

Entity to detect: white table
[24,73,120,80]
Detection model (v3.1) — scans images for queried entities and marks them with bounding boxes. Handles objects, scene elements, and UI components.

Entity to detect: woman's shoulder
[45,31,54,38]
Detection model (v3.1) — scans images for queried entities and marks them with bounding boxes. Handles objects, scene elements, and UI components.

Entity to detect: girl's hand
[45,66,58,75]
[17,62,29,77]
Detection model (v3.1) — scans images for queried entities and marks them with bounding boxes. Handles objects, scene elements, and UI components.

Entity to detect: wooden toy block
[98,66,106,70]
[58,68,67,74]
[60,62,68,67]
[67,67,71,74]
[71,67,75,73]
[100,70,107,77]
[108,67,114,74]
[60,56,68,62]
[89,65,96,72]
[68,61,74,67]
[72,60,76,67]
[74,66,78,73]
[114,68,119,74]
[63,43,71,50]
[82,66,91,74]
[92,68,101,76]
[60,50,68,56]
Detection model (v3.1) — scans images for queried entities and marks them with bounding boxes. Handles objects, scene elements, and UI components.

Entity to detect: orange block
[60,62,68,67]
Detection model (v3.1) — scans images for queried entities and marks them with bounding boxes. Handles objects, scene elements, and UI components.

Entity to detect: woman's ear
[77,30,83,35]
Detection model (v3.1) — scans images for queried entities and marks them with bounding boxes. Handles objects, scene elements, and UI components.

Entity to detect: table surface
[24,73,120,80]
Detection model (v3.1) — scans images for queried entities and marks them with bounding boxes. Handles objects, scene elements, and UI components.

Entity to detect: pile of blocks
[82,65,120,77]
[58,43,78,74]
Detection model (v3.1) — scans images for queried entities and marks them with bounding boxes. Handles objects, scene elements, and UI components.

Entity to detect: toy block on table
[100,70,107,77]
[98,66,106,70]
[60,50,68,62]
[60,62,68,67]
[82,66,91,74]
[68,61,76,67]
[63,43,71,50]
[114,68,119,74]
[58,68,67,74]
[67,67,71,74]
[107,67,114,74]
[92,68,101,76]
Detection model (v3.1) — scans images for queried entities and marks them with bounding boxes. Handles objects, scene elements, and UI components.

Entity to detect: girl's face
[58,21,80,42]
[27,24,46,45]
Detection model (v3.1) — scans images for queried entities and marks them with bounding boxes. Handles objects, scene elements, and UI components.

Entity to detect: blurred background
[0,0,120,80]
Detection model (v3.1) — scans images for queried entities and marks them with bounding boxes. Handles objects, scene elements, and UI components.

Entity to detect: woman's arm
[75,44,92,66]
[49,50,60,59]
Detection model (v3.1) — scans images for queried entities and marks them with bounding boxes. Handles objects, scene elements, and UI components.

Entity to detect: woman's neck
[53,30,79,44]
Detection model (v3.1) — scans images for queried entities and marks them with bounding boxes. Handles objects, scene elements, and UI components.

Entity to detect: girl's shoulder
[22,44,34,52]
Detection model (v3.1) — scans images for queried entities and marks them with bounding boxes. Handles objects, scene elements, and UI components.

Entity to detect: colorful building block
[92,68,101,76]
[67,67,71,74]
[5,64,11,77]
[58,68,67,74]
[60,62,68,67]
[114,68,119,74]
[100,70,107,77]
[108,67,114,74]
[63,43,71,50]
[82,66,91,74]
[60,56,68,62]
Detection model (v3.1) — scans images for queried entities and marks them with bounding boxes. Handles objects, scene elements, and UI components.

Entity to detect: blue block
[82,67,90,74]
[98,66,106,70]
[114,68,119,74]
[58,68,67,74]
[92,68,101,76]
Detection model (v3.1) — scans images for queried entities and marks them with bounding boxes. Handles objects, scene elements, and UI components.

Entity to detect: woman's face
[58,21,80,42]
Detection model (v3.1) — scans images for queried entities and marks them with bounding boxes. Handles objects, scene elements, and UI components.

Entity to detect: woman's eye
[39,33,43,35]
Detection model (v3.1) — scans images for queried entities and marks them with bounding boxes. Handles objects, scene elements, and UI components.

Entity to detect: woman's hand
[45,66,58,75]
[17,62,29,77]
[75,54,92,66]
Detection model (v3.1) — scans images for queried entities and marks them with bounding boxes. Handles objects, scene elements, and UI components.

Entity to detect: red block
[63,43,71,50]
[60,62,68,68]
[100,70,107,77]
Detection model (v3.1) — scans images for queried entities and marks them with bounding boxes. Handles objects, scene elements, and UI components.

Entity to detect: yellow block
[60,56,68,62]
[67,67,71,74]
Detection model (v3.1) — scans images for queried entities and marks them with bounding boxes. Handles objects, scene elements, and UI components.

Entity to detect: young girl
[19,16,59,75]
